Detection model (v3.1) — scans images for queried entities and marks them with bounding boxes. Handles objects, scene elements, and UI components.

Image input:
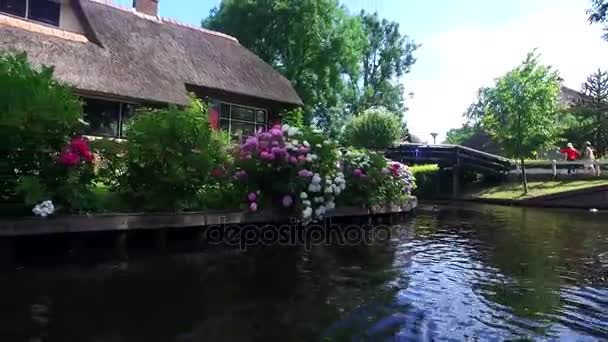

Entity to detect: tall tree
[479,52,562,194]
[203,0,364,127]
[588,0,608,39]
[563,69,608,155]
[346,11,418,118]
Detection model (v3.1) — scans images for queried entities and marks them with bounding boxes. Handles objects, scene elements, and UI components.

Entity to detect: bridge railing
[387,143,515,173]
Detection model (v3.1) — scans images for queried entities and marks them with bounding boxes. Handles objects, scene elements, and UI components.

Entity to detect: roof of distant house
[0,0,303,106]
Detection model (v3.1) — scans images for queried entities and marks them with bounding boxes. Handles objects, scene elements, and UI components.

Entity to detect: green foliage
[124,97,219,210]
[346,11,418,117]
[479,52,562,160]
[339,149,390,206]
[53,161,98,212]
[588,0,608,40]
[561,69,608,156]
[204,0,365,126]
[203,2,417,135]
[281,108,305,128]
[342,107,401,149]
[14,176,49,206]
[474,51,562,193]
[444,124,504,155]
[0,53,83,202]
[89,139,127,193]
[339,149,415,207]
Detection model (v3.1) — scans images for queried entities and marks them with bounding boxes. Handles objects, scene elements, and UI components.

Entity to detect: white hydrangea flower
[326,201,336,210]
[312,173,321,184]
[324,186,333,194]
[316,144,322,148]
[303,141,310,147]
[300,192,308,199]
[302,207,313,219]
[303,200,311,206]
[308,183,321,192]
[32,200,55,217]
[287,127,300,136]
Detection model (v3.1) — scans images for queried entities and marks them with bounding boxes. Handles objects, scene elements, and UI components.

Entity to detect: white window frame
[218,101,268,141]
[80,95,137,140]
[0,0,61,27]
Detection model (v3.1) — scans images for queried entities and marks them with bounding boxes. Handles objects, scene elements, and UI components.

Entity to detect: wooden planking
[0,198,418,237]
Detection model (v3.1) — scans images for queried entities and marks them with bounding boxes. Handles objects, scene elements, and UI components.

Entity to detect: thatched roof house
[0,0,302,139]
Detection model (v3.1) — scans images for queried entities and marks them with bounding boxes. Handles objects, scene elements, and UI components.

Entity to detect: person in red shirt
[560,143,580,175]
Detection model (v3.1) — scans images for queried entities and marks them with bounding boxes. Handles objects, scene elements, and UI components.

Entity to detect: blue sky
[118,0,608,142]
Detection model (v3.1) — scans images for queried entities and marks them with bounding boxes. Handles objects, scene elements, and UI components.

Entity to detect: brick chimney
[133,0,158,16]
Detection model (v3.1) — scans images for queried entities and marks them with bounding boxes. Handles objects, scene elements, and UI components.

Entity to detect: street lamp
[430,132,438,144]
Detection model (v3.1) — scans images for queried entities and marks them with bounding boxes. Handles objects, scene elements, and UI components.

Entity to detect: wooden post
[552,160,557,179]
[452,151,461,198]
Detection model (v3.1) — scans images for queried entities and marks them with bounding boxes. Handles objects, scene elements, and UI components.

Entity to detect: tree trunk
[520,158,528,194]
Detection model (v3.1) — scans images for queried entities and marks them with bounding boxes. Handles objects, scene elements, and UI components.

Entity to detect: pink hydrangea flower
[249,202,258,212]
[353,168,363,177]
[59,150,80,167]
[248,192,257,202]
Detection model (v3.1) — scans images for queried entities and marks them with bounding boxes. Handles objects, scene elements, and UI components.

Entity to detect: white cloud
[404,1,608,144]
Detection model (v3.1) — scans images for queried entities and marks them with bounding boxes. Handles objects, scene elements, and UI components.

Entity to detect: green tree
[342,107,401,149]
[203,0,364,126]
[479,52,562,193]
[588,0,608,39]
[346,11,418,117]
[562,69,608,156]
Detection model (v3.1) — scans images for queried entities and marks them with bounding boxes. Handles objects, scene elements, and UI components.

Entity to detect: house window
[217,102,267,141]
[0,0,60,27]
[82,97,134,139]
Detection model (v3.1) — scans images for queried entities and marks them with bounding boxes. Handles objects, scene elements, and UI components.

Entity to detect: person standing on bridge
[560,143,580,175]
[583,141,596,175]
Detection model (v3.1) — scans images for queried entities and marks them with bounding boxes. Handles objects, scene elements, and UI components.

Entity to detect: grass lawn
[470,179,608,200]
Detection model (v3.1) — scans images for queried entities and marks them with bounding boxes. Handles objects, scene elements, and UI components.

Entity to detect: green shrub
[124,97,221,210]
[409,164,442,198]
[0,53,90,212]
[89,138,127,193]
[342,107,401,150]
[339,149,389,206]
[281,108,305,128]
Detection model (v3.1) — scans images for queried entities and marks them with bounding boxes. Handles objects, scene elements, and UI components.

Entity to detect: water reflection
[0,204,606,341]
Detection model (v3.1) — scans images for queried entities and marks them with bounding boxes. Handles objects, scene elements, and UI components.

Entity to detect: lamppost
[430,132,438,144]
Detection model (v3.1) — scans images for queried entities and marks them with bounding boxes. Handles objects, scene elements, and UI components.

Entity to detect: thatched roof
[0,0,302,106]
[559,85,588,106]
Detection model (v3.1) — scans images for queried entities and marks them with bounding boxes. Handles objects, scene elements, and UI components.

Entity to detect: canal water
[0,203,607,341]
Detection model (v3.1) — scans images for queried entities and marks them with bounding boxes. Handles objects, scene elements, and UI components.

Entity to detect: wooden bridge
[386,143,514,172]
[385,143,515,196]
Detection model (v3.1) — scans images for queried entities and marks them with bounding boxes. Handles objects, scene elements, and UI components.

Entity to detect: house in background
[0,0,302,140]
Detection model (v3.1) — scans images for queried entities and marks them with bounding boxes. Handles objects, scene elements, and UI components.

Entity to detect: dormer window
[0,0,60,27]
